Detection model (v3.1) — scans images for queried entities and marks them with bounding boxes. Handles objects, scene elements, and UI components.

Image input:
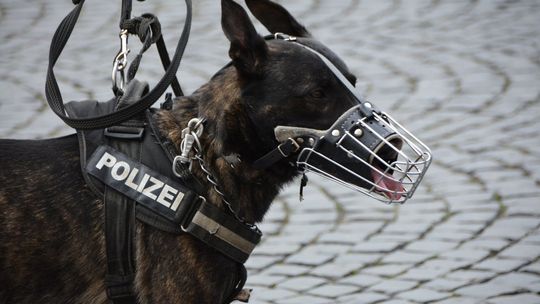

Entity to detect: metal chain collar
[173,118,261,233]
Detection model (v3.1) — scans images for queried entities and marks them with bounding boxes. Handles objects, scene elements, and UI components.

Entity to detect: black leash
[45,0,191,130]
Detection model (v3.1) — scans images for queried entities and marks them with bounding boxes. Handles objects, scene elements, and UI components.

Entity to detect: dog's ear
[245,0,311,38]
[221,0,268,76]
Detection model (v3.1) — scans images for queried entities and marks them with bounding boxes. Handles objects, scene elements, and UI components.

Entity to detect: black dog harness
[65,81,261,303]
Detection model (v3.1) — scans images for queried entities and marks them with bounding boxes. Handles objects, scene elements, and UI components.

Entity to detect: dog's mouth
[370,138,405,200]
[370,165,404,200]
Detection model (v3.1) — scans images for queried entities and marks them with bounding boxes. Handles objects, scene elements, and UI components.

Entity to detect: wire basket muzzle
[296,106,431,204]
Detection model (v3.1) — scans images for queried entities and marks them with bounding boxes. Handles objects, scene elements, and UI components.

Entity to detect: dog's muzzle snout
[275,105,432,204]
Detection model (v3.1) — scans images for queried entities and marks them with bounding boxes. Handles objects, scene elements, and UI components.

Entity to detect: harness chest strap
[86,145,262,264]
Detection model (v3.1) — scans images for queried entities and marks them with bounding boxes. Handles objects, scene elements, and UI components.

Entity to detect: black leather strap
[45,0,192,130]
[120,0,133,29]
[252,138,301,170]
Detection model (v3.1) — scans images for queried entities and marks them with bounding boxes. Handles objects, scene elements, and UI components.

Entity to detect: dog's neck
[156,68,299,223]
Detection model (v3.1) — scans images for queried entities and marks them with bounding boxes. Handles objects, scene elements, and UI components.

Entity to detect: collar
[145,109,262,264]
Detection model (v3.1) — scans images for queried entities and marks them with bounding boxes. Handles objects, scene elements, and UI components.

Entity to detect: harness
[65,81,260,303]
[45,1,260,303]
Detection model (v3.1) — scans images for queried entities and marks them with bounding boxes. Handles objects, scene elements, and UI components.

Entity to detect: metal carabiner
[112,29,130,92]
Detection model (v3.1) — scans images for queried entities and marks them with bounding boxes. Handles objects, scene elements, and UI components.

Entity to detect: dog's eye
[309,89,325,99]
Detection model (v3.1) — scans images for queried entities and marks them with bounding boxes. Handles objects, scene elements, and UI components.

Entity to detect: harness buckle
[180,196,206,232]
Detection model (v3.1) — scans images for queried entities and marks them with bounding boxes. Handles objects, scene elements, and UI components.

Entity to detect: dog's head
[221,0,357,137]
[212,0,431,203]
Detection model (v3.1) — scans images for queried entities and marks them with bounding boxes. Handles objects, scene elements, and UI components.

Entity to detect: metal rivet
[308,138,315,146]
[209,224,220,235]
[296,138,304,144]
[347,150,354,158]
[354,129,363,137]
[364,102,372,108]
[331,130,340,137]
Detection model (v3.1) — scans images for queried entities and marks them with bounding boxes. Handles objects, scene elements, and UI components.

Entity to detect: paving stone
[362,264,411,277]
[250,287,298,302]
[499,244,540,260]
[285,252,335,266]
[278,276,327,292]
[338,274,383,287]
[455,281,521,298]
[398,267,450,281]
[368,278,418,294]
[378,300,415,304]
[422,278,467,292]
[278,295,334,304]
[352,241,402,253]
[445,270,495,283]
[437,296,484,304]
[245,256,281,270]
[319,232,370,244]
[489,272,540,290]
[310,262,363,279]
[254,243,302,256]
[487,293,540,304]
[405,241,457,253]
[263,264,311,276]
[397,288,451,302]
[342,248,381,262]
[461,239,510,251]
[382,251,435,264]
[337,291,388,304]
[521,261,540,274]
[441,248,491,261]
[246,274,286,287]
[473,258,528,273]
[308,284,359,298]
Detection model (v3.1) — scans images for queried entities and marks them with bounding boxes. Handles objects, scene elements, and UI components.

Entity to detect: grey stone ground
[1,0,540,303]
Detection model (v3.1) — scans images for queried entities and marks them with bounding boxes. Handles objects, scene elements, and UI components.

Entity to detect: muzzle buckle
[277,138,300,157]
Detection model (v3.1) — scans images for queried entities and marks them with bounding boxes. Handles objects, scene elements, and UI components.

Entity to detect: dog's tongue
[370,168,404,200]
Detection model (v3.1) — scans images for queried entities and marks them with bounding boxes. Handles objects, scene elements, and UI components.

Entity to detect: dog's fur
[0,0,361,303]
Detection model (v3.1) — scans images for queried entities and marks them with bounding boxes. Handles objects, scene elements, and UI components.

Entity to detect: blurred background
[1,0,540,303]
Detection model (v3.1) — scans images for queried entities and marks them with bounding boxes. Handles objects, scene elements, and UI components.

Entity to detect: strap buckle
[180,196,205,232]
[277,138,300,157]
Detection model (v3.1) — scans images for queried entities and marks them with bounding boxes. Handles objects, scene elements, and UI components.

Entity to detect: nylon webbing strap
[45,0,192,130]
[104,139,140,304]
[185,201,261,264]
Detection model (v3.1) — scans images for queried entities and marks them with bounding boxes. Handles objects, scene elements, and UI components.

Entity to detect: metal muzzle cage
[268,33,432,204]
[293,105,432,204]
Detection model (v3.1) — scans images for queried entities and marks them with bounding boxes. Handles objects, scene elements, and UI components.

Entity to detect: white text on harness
[95,152,184,211]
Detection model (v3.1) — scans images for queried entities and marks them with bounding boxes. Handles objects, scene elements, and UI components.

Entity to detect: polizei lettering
[86,146,190,219]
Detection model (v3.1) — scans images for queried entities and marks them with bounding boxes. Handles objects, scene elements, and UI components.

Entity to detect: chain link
[193,153,261,233]
[181,119,261,234]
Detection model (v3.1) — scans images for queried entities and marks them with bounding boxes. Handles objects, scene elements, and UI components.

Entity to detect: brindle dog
[0,0,362,303]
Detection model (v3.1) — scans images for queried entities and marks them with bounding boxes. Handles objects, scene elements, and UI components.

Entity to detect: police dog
[0,0,362,303]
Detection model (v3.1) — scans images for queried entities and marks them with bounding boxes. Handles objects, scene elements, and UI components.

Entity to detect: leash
[45,0,192,130]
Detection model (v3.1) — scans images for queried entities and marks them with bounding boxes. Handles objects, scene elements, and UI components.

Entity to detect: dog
[0,0,392,303]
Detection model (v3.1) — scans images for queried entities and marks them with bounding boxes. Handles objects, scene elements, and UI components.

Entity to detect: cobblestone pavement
[2,0,540,303]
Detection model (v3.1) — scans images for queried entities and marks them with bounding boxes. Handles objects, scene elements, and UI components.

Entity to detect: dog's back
[0,135,107,303]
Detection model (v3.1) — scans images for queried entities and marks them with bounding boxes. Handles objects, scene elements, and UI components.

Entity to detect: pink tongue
[370,168,404,200]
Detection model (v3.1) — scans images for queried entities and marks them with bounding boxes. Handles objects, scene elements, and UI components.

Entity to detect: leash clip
[177,118,204,164]
[112,29,131,93]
